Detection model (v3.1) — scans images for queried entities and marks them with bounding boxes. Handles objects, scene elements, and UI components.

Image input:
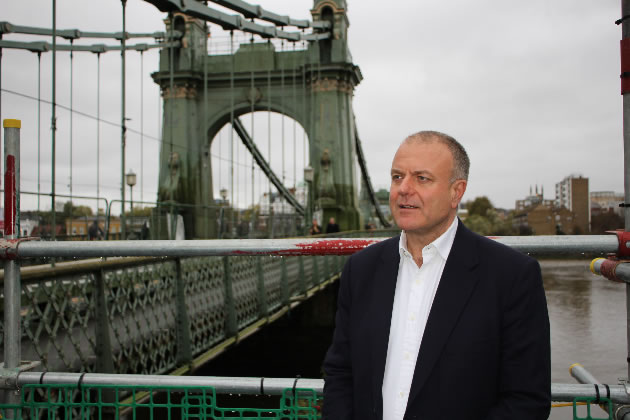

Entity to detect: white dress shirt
[382,217,458,420]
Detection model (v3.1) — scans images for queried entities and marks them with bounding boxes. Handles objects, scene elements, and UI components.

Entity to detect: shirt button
[409,314,415,321]
[399,391,404,398]
[404,352,410,360]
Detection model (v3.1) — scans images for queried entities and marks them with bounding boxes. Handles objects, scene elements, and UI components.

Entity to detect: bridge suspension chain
[355,122,391,228]
[143,0,330,42]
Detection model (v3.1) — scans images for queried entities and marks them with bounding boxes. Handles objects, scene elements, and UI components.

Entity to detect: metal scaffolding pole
[3,119,21,410]
[0,235,621,260]
[622,0,630,384]
[6,371,630,405]
[120,0,127,239]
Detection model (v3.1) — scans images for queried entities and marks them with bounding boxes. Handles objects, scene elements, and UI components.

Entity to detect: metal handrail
[6,371,629,405]
[0,234,620,260]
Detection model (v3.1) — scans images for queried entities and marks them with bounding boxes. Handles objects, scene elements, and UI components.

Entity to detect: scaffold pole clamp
[609,230,630,257]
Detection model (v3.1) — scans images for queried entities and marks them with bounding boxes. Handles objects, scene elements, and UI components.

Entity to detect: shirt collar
[398,217,459,261]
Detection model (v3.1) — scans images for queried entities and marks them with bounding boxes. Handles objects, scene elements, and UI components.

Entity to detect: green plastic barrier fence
[0,384,322,419]
[573,397,613,420]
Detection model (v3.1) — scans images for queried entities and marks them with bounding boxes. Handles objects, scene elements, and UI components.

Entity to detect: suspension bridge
[0,0,391,379]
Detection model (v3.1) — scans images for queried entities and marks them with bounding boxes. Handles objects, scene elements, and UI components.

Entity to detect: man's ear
[450,179,467,208]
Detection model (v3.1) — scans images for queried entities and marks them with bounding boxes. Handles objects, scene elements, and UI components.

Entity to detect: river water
[543,259,627,419]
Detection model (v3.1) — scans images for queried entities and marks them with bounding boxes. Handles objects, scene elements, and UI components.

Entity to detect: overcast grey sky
[2,0,624,212]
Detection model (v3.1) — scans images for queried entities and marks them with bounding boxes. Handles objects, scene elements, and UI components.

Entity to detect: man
[323,131,550,419]
[310,219,322,235]
[326,217,341,234]
[88,220,104,240]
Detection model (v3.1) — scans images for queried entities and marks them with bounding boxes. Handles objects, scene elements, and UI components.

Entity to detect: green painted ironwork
[153,0,364,238]
[1,256,337,375]
[1,230,395,376]
[0,383,321,419]
[572,397,613,420]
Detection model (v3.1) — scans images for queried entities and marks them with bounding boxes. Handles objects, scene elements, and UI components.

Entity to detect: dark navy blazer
[322,222,551,420]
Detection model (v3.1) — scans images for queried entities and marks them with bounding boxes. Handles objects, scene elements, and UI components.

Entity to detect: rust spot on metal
[292,239,380,255]
[229,239,381,256]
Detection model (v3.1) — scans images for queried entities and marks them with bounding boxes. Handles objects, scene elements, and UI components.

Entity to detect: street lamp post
[126,169,136,238]
[304,166,314,235]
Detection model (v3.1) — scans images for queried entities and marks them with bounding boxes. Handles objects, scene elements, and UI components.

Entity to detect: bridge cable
[266,48,272,225]
[281,37,285,188]
[203,9,209,238]
[250,31,255,213]
[301,32,306,173]
[230,30,235,214]
[140,49,145,208]
[96,52,101,225]
[37,52,42,213]
[293,41,297,190]
[70,40,74,214]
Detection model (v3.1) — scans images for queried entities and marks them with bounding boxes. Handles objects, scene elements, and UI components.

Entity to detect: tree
[63,201,93,217]
[466,196,493,218]
[463,214,494,236]
[462,196,516,236]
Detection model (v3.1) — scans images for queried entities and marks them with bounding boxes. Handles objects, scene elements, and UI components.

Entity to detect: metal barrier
[3,121,630,418]
[0,252,350,374]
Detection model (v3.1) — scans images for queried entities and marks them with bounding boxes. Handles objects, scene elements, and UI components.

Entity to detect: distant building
[591,191,623,217]
[513,204,577,235]
[513,184,583,234]
[515,185,554,212]
[259,183,307,216]
[555,174,589,232]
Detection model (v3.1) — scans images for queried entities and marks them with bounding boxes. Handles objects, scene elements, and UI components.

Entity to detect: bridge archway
[210,111,311,239]
[153,1,362,238]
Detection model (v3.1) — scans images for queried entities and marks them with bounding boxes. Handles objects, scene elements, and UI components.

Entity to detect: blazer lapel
[407,223,480,404]
[370,237,400,416]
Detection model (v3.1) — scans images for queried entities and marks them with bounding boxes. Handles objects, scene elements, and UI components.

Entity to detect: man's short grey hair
[404,130,470,182]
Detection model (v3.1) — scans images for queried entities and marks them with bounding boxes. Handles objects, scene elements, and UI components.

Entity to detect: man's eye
[417,176,428,181]
[392,175,401,181]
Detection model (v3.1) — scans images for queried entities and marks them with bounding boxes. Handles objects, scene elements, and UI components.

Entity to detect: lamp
[126,169,136,214]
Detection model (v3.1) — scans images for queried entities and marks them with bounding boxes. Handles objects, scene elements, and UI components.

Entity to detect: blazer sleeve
[322,258,355,419]
[485,257,551,420]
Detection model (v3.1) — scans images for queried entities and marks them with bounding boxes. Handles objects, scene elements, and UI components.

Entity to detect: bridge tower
[152,0,362,238]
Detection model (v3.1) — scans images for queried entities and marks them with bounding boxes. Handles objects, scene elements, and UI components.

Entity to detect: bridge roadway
[0,231,394,376]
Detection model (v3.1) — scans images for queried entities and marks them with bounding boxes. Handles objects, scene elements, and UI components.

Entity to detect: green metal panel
[175,258,193,366]
[0,384,321,419]
[7,230,396,376]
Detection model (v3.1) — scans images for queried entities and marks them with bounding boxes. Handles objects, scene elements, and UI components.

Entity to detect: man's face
[389,140,466,239]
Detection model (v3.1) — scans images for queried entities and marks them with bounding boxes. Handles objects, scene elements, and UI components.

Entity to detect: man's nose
[398,176,412,194]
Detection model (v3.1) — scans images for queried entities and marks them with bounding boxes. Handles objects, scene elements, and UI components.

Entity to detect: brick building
[555,175,589,233]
